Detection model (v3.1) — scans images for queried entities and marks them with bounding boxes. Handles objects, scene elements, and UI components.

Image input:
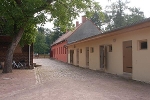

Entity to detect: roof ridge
[67,19,101,44]
[51,31,73,46]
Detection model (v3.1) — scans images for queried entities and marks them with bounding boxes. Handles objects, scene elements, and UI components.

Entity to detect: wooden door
[70,50,74,64]
[123,40,132,73]
[86,47,89,67]
[76,49,79,65]
[100,45,107,69]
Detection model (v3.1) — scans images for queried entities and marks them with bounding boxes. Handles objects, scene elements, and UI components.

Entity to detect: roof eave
[67,18,150,46]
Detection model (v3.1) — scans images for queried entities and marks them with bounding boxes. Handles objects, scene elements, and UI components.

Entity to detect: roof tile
[67,20,102,44]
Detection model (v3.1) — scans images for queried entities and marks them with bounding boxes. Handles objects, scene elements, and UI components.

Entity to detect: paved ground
[0,58,150,100]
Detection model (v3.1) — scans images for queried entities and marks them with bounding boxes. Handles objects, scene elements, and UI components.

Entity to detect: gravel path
[1,58,150,100]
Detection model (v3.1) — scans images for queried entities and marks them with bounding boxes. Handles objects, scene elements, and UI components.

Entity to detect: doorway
[123,40,132,73]
[100,45,107,69]
[76,49,79,65]
[86,47,89,67]
[70,50,74,64]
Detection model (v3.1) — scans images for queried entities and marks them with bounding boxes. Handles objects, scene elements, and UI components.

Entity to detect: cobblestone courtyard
[0,58,150,100]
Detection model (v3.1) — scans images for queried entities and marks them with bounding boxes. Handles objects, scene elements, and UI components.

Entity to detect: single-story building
[0,36,33,69]
[67,18,150,83]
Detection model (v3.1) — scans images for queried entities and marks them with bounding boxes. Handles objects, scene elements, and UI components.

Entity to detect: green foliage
[0,0,100,45]
[124,7,145,24]
[0,0,47,45]
[33,29,49,54]
[90,12,105,30]
[49,27,64,44]
[83,2,104,30]
[20,25,37,46]
[51,1,105,31]
[104,0,145,31]
[33,27,64,54]
[85,2,103,18]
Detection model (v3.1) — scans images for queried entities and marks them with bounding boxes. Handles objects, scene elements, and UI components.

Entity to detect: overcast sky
[44,0,150,29]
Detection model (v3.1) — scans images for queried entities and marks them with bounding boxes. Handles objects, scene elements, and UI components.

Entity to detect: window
[108,45,112,52]
[80,49,82,53]
[90,47,94,53]
[139,40,147,50]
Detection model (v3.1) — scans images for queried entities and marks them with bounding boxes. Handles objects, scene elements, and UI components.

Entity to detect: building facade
[51,41,68,62]
[51,31,73,62]
[67,18,150,83]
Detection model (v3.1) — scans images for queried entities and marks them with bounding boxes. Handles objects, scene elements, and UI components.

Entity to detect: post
[29,45,31,66]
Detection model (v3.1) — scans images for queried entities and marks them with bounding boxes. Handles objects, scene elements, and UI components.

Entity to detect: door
[100,45,107,69]
[76,49,79,65]
[70,50,74,64]
[86,47,89,67]
[123,40,132,73]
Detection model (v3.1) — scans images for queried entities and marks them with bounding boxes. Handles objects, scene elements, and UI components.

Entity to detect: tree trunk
[2,28,24,73]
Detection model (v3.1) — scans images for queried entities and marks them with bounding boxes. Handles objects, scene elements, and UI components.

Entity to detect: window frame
[139,39,148,50]
[80,49,82,53]
[90,47,94,53]
[108,45,112,52]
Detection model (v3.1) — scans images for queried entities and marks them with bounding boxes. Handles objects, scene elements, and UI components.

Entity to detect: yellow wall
[68,25,150,83]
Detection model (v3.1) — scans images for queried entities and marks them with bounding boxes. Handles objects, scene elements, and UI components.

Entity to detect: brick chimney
[76,21,79,27]
[82,16,86,23]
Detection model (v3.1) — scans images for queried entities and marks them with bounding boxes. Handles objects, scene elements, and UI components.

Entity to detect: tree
[34,27,54,54]
[85,2,104,30]
[125,7,145,25]
[34,27,64,54]
[0,0,103,73]
[104,0,129,30]
[48,27,64,46]
[90,12,104,30]
[34,31,49,54]
[104,0,145,31]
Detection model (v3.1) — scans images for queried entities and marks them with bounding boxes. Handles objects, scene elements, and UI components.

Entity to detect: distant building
[51,16,101,63]
[50,31,73,62]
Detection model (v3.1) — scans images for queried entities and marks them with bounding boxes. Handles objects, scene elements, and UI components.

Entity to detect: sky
[43,0,150,29]
[95,0,150,17]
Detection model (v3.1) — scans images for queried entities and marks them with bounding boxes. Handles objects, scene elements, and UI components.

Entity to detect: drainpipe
[29,45,31,67]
